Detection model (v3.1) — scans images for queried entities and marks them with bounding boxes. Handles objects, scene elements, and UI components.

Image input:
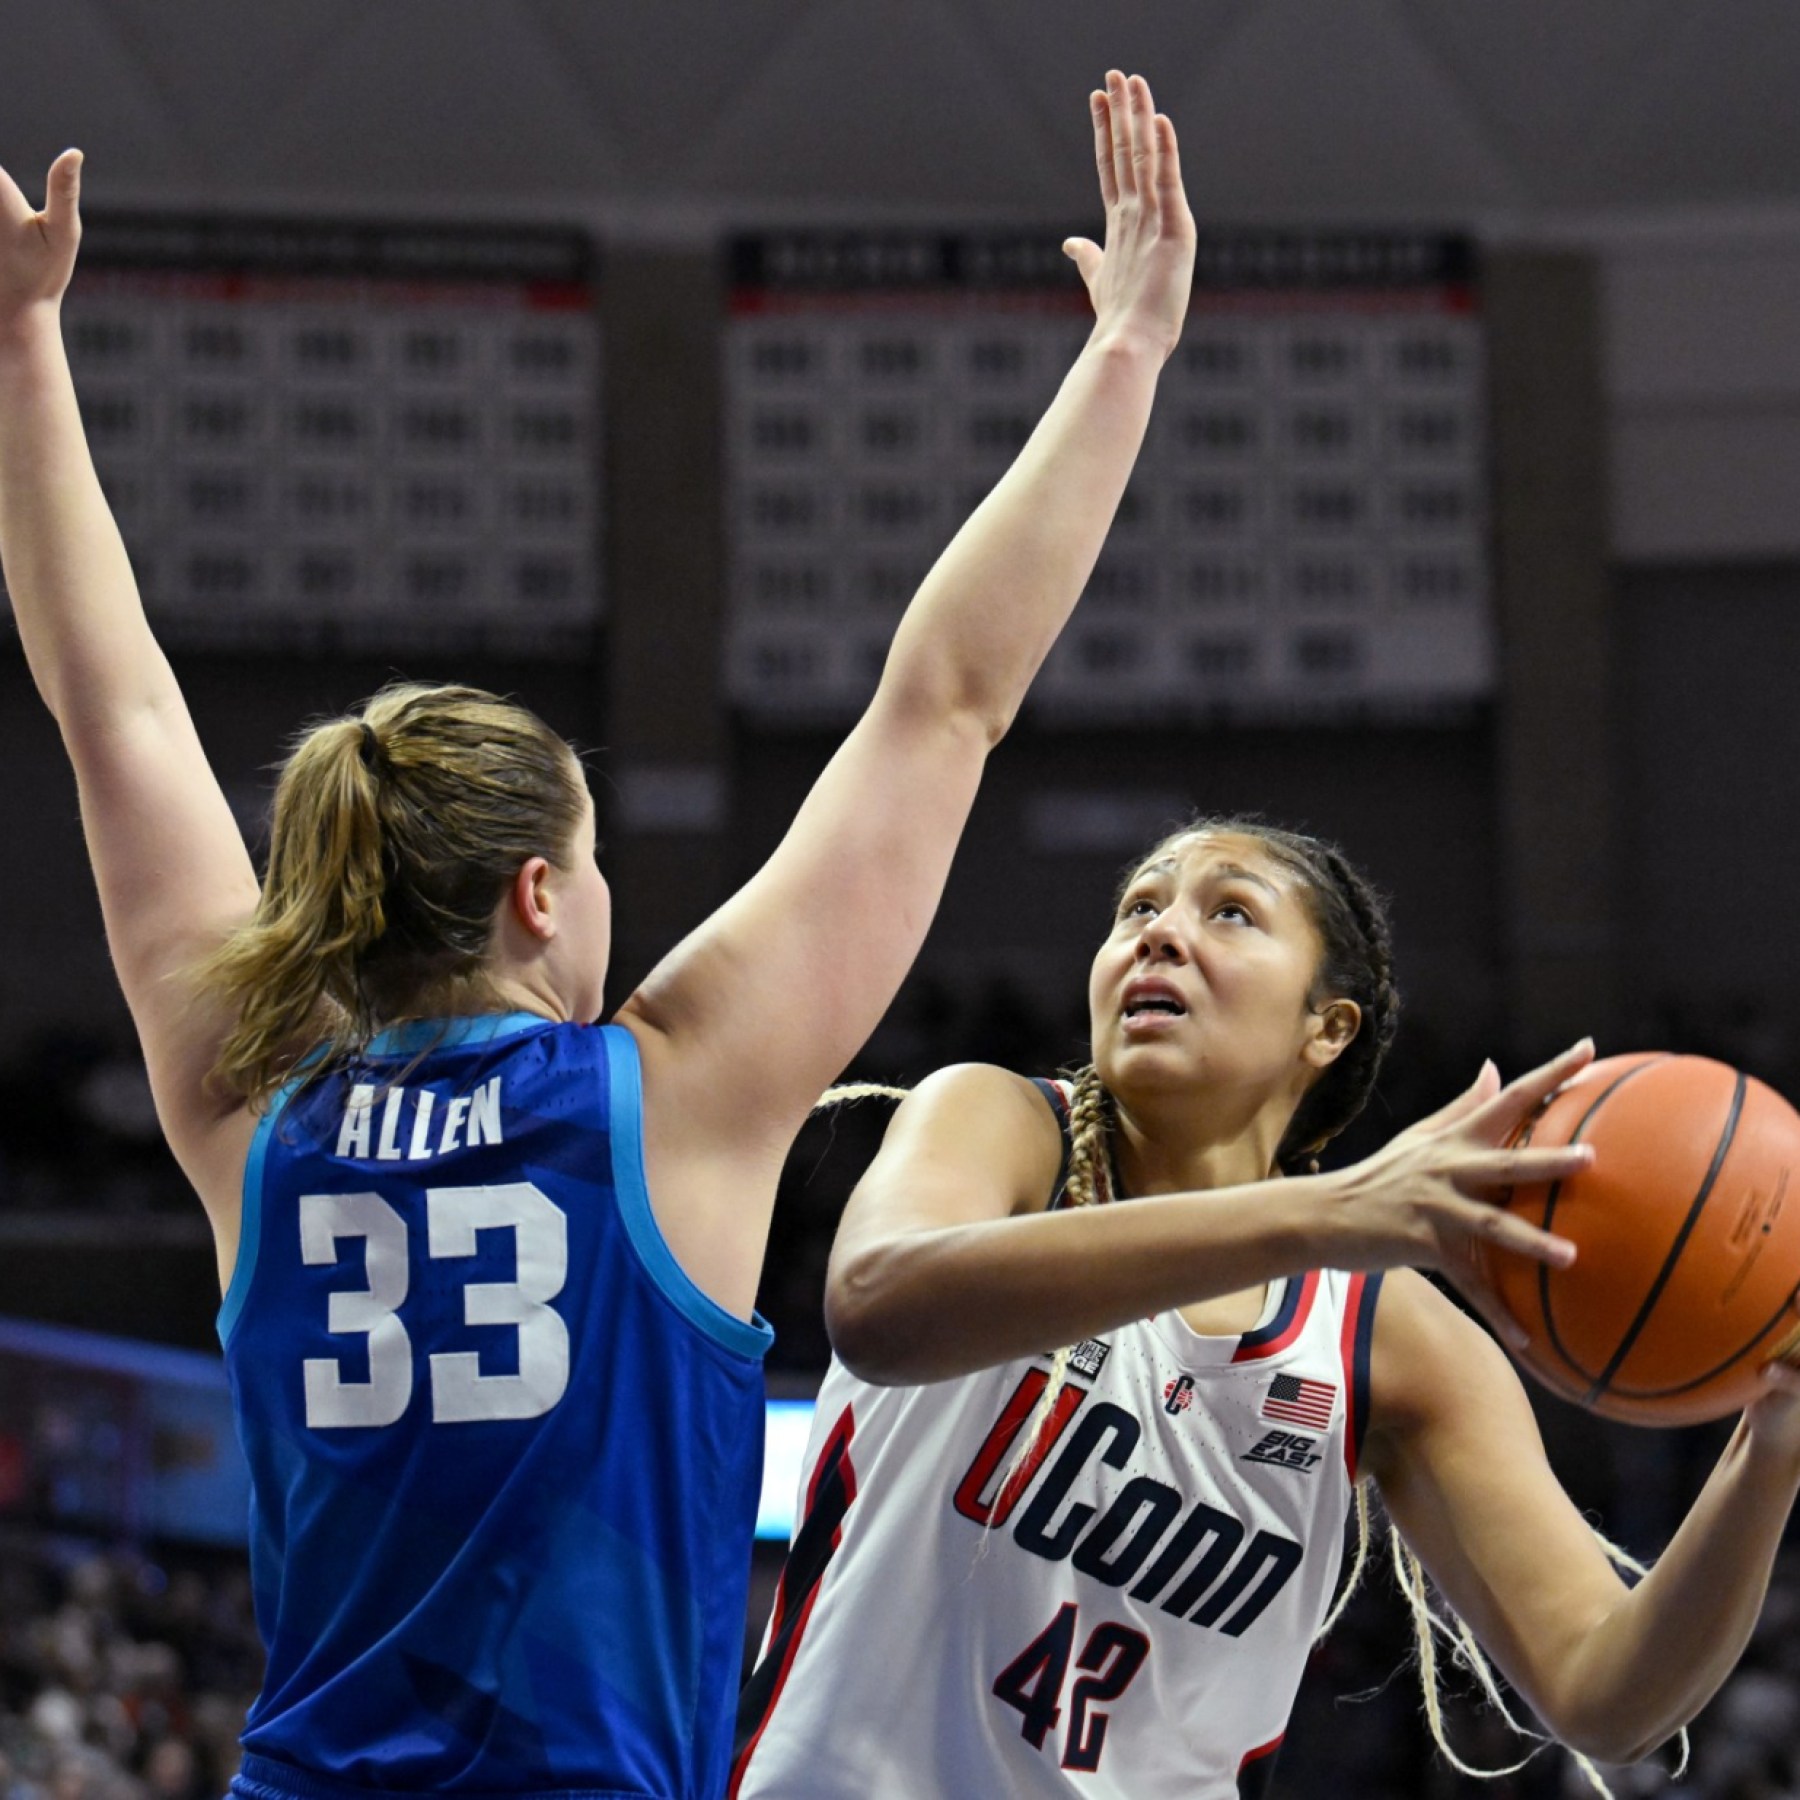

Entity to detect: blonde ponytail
[197,682,584,1103]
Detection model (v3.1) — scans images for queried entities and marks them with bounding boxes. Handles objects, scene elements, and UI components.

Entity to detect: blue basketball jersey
[219,1013,771,1800]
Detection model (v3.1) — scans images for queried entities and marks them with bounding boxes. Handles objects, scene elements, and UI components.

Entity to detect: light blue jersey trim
[366,1011,552,1057]
[218,1076,302,1349]
[602,1025,773,1362]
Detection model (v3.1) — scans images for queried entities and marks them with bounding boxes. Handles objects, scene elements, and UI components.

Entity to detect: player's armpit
[1362,1271,1632,1757]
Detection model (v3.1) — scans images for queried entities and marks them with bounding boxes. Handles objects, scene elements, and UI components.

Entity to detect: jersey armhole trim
[217,1076,302,1349]
[602,1025,774,1363]
[1339,1271,1385,1480]
[1028,1077,1074,1210]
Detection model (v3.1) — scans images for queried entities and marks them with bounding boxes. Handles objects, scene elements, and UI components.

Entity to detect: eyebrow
[1125,857,1282,898]
[1210,862,1282,898]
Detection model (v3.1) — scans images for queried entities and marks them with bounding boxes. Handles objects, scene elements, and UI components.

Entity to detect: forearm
[877,328,1164,741]
[1551,1418,1800,1760]
[0,305,168,725]
[829,1174,1325,1383]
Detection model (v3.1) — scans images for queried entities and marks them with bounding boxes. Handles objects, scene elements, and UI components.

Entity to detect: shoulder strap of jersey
[1027,1077,1075,1209]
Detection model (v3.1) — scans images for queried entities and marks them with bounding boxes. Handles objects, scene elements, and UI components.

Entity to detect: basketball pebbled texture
[1482,1053,1800,1426]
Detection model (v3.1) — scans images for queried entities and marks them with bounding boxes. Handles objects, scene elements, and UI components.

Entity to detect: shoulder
[890,1062,1067,1146]
[1361,1269,1532,1477]
[904,1060,1065,1116]
[857,1062,1071,1218]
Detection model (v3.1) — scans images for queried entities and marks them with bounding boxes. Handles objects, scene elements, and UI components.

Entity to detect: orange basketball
[1483,1053,1800,1425]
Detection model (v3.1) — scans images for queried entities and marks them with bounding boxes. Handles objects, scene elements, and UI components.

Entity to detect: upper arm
[62,682,260,1181]
[618,684,993,1155]
[825,1062,1065,1348]
[1364,1271,1628,1737]
[830,1065,1064,1267]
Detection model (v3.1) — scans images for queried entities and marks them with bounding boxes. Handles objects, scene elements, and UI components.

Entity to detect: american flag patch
[1262,1374,1336,1430]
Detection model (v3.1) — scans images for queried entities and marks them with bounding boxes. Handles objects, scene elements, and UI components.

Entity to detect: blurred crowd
[0,1534,258,1800]
[0,1519,1795,1799]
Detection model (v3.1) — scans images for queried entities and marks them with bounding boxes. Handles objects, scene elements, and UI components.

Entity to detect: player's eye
[1213,899,1256,926]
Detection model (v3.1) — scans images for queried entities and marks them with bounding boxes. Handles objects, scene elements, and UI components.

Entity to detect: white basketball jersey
[734,1172,1384,1799]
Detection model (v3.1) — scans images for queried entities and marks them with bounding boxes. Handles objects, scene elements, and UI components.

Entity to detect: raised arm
[826,1049,1595,1384]
[0,153,259,1221]
[1368,1270,1800,1765]
[616,75,1196,1311]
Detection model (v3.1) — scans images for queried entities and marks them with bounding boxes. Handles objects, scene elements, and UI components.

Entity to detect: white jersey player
[734,822,1800,1796]
[736,1086,1383,1799]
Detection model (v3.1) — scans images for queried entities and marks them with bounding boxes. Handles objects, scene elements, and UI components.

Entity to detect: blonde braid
[1345,1512,1689,1796]
[1315,1477,1373,1643]
[816,1081,911,1109]
[993,1065,1116,1504]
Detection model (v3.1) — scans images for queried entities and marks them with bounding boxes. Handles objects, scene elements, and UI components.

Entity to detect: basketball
[1484,1053,1800,1425]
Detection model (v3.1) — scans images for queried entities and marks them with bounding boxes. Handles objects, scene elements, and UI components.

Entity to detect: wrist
[0,301,66,365]
[1084,318,1177,369]
[1740,1391,1800,1480]
[1259,1174,1345,1271]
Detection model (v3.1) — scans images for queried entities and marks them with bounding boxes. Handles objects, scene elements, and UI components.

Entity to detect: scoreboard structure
[725,231,1491,725]
[23,215,602,656]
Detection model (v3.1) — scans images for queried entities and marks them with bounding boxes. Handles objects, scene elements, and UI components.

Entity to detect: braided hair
[1232,821,1400,1173]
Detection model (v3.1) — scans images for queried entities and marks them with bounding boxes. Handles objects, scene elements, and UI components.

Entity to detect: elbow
[876,663,1018,755]
[1543,1700,1681,1770]
[824,1248,932,1387]
[1559,1728,1669,1770]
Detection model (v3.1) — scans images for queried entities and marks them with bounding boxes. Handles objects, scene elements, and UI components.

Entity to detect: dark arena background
[4,4,1800,1796]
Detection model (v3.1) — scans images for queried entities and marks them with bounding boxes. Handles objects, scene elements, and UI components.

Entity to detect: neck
[477,970,569,1023]
[1108,1084,1300,1197]
[372,966,564,1030]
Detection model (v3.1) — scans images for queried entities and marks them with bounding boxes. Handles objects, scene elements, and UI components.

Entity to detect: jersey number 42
[993,1602,1150,1774]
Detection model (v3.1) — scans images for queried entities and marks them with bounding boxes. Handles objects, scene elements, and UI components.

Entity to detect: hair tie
[357,722,382,771]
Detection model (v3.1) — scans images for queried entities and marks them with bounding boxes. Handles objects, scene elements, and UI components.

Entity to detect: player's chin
[1101,1027,1205,1087]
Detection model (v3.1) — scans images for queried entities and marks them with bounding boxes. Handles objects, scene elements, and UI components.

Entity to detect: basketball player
[734,821,1800,1798]
[0,75,1199,1800]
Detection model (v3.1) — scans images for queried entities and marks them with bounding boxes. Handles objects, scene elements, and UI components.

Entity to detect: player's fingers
[1762,1359,1800,1394]
[1106,69,1135,198]
[1127,74,1156,193]
[1152,114,1187,219]
[1452,1141,1593,1195]
[44,149,82,242]
[1089,91,1119,211]
[1457,1200,1578,1271]
[1473,1038,1596,1137]
[0,162,31,226]
[1062,236,1103,293]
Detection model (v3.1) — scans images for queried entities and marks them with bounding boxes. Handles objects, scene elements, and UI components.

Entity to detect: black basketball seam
[1607,1279,1800,1400]
[1533,1056,1671,1390]
[1584,1070,1748,1406]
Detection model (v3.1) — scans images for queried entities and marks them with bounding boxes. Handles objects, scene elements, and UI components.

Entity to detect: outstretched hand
[0,149,84,322]
[1063,72,1195,362]
[1330,1039,1599,1350]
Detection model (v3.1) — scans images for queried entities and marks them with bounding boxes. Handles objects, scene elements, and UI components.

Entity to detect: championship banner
[725,229,1489,724]
[21,215,602,655]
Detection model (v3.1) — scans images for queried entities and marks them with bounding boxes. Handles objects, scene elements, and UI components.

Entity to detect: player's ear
[1302,998,1360,1071]
[510,856,556,940]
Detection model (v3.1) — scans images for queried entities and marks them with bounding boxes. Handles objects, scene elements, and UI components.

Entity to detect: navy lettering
[1014,1403,1138,1561]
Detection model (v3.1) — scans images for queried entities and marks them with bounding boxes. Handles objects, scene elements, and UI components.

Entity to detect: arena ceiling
[3,0,1799,230]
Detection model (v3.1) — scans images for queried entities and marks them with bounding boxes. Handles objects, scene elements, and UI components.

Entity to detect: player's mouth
[1120,976,1188,1032]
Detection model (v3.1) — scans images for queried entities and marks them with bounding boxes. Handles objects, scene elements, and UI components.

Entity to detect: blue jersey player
[0,74,1199,1800]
